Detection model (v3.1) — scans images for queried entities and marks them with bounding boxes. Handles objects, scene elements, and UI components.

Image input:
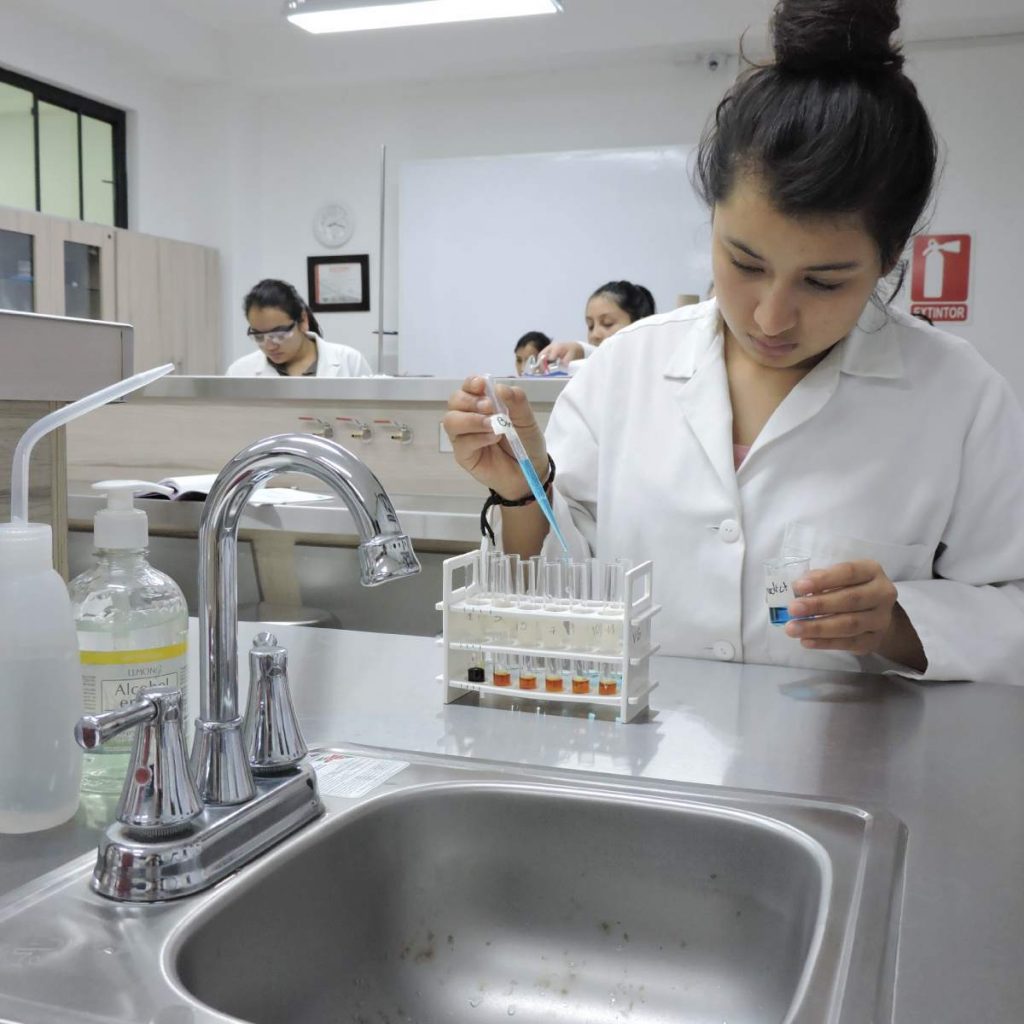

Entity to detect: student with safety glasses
[226,278,371,377]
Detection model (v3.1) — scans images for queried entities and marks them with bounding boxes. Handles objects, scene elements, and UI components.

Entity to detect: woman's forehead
[586,294,627,317]
[247,305,291,324]
[715,177,876,264]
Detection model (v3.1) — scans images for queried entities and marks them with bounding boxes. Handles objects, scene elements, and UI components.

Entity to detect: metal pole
[377,143,387,374]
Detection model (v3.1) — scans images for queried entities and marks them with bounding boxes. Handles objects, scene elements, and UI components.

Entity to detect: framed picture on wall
[307,254,370,312]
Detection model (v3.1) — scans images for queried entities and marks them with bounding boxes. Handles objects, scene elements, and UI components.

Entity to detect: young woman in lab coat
[443,0,1024,686]
[227,278,371,377]
[535,280,656,370]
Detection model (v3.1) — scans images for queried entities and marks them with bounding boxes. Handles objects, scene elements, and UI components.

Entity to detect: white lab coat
[225,335,372,377]
[539,300,1024,685]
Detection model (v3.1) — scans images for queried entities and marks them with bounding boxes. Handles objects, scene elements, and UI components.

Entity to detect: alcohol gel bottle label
[80,642,187,751]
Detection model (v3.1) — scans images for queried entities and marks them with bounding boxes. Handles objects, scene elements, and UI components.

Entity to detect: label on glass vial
[80,642,187,751]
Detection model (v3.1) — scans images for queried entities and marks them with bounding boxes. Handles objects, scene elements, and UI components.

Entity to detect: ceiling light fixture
[285,0,564,35]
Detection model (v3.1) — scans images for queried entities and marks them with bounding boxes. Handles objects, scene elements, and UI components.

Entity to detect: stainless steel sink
[0,749,905,1024]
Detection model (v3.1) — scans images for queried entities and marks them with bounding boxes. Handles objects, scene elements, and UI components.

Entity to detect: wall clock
[313,202,354,248]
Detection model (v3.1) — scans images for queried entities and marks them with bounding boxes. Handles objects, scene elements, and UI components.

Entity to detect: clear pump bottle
[68,481,188,794]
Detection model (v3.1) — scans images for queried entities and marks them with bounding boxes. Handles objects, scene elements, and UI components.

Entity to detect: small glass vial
[518,658,538,690]
[492,661,512,687]
[467,651,486,683]
[571,659,590,695]
[598,673,619,696]
[544,658,565,693]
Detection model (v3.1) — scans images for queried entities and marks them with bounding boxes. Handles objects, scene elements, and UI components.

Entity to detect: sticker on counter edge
[308,749,409,798]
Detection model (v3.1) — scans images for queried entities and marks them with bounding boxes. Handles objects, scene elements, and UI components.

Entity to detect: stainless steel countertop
[67,492,483,543]
[2,622,1022,1023]
[129,374,569,403]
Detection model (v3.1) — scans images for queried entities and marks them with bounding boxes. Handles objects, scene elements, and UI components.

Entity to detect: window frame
[0,66,127,228]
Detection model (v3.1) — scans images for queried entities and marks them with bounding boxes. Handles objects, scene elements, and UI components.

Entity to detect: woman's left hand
[785,559,901,656]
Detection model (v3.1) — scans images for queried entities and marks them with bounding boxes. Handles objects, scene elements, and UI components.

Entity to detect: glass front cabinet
[0,206,115,321]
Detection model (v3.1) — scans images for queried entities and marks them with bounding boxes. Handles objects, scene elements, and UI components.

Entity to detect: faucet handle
[297,416,334,439]
[243,632,309,774]
[374,418,413,444]
[336,416,373,442]
[76,687,203,836]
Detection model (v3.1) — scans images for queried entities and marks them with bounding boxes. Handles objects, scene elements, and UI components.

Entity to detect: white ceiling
[13,0,1024,91]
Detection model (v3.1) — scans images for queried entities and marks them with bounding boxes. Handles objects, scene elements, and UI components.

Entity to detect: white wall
[898,36,1024,391]
[0,3,242,346]
[233,36,1024,390]
[3,9,1023,393]
[397,145,709,377]
[232,60,729,374]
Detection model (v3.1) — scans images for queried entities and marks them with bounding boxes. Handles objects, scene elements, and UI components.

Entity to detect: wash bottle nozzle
[9,363,174,525]
[482,373,570,554]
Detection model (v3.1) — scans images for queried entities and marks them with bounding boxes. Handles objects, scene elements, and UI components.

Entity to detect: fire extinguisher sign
[910,234,972,323]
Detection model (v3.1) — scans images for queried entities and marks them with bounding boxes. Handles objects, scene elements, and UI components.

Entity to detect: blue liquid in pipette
[517,454,570,554]
[769,606,793,625]
[481,372,569,554]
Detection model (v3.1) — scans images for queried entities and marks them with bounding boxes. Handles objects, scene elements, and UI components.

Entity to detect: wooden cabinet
[0,205,115,320]
[114,229,220,374]
[0,205,220,374]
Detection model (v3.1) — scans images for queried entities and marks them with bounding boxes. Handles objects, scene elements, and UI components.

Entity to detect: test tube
[571,659,591,695]
[544,657,565,693]
[518,655,538,690]
[568,560,592,613]
[467,650,486,684]
[462,552,489,649]
[487,553,513,644]
[596,559,627,614]
[594,559,626,654]
[542,556,567,610]
[492,660,512,687]
[515,557,541,648]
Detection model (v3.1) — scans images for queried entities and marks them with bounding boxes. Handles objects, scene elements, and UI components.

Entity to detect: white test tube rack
[436,550,661,723]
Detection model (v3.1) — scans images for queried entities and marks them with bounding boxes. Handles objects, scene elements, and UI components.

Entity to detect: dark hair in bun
[695,0,937,281]
[774,0,904,76]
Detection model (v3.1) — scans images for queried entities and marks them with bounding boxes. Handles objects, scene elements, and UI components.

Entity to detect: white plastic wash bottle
[0,521,84,832]
[68,481,189,794]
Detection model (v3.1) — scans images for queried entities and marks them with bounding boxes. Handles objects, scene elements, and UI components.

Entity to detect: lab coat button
[712,641,736,661]
[718,518,741,543]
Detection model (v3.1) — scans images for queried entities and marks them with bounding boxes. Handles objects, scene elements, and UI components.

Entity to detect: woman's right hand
[537,340,585,372]
[442,376,548,500]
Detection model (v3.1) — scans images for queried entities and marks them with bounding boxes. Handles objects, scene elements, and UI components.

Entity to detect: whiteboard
[398,145,711,378]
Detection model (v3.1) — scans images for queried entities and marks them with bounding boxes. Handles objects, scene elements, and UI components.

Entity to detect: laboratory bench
[1,622,1022,1023]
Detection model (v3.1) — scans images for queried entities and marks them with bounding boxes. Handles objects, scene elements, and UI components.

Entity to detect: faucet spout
[192,433,420,804]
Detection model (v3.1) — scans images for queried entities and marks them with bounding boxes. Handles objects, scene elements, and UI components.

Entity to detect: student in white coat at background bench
[535,279,656,371]
[443,0,1024,686]
[227,278,371,378]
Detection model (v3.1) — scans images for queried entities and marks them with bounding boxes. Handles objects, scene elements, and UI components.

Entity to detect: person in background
[536,280,655,370]
[226,278,372,377]
[514,331,552,375]
[444,0,1024,686]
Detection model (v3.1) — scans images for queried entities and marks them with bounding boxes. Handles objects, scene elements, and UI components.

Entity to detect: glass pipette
[482,374,570,554]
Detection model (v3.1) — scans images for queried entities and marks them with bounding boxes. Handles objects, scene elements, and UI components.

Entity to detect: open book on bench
[138,474,333,506]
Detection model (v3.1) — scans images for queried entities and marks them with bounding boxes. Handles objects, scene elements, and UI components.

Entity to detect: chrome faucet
[192,432,421,805]
[74,433,420,901]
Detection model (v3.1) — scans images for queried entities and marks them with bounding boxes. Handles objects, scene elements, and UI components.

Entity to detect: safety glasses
[247,321,297,344]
